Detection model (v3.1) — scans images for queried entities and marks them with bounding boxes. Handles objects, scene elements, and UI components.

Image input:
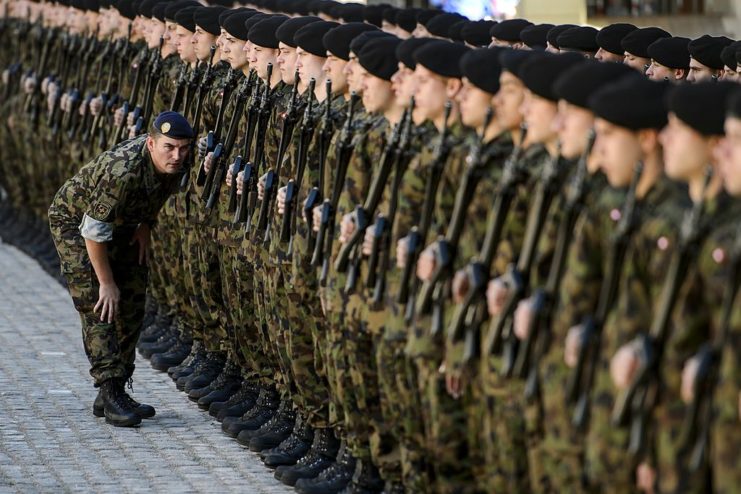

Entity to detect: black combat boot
[276,428,340,486]
[138,327,179,359]
[93,383,155,419]
[294,439,356,494]
[261,414,313,468]
[241,398,295,450]
[339,459,384,494]
[382,481,404,494]
[211,379,259,419]
[150,331,192,371]
[140,295,158,331]
[137,308,172,345]
[184,351,225,394]
[222,386,279,438]
[170,340,206,381]
[193,358,242,407]
[98,379,141,427]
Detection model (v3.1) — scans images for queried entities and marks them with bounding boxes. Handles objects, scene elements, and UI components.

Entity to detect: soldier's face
[147,135,191,175]
[251,46,278,81]
[361,73,395,114]
[646,60,676,82]
[391,63,415,108]
[458,78,493,130]
[493,71,524,132]
[323,54,348,96]
[660,113,712,182]
[413,65,448,124]
[719,117,741,195]
[175,27,197,64]
[164,21,178,51]
[192,27,216,62]
[277,43,298,85]
[720,66,739,82]
[555,100,594,160]
[594,118,642,187]
[344,53,364,95]
[148,20,166,50]
[520,91,558,146]
[222,35,248,70]
[687,59,718,83]
[623,53,649,73]
[296,48,326,92]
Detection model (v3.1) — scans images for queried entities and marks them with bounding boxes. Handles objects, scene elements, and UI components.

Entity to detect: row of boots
[137,302,386,494]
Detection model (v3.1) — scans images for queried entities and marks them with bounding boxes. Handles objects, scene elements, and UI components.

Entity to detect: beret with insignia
[153,111,195,139]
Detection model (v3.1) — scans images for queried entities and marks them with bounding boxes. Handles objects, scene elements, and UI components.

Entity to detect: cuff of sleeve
[79,214,114,242]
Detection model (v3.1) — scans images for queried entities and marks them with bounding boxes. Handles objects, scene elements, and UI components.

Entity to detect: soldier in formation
[1,1,740,493]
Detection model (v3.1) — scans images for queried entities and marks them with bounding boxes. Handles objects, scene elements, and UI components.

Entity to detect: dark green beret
[557,26,599,53]
[323,22,379,61]
[295,21,339,57]
[553,60,634,109]
[358,37,402,81]
[721,41,741,69]
[589,75,670,130]
[194,6,226,36]
[426,13,467,39]
[414,40,471,79]
[396,37,436,69]
[621,27,671,58]
[460,48,503,94]
[275,16,321,48]
[518,52,584,102]
[596,23,637,55]
[461,20,496,47]
[248,15,288,49]
[173,7,198,32]
[490,18,533,43]
[521,23,554,50]
[667,81,738,136]
[153,111,194,138]
[647,37,690,70]
[689,35,734,70]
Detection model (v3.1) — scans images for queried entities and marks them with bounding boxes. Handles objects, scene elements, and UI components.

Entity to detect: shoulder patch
[93,202,113,220]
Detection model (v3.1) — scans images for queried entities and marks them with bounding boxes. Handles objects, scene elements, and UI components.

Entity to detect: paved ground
[0,241,293,494]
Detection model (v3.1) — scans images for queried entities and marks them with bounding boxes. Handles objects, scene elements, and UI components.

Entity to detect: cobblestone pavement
[0,241,293,494]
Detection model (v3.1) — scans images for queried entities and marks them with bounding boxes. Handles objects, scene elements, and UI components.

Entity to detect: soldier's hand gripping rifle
[334,107,407,295]
[511,131,596,398]
[367,100,415,308]
[239,64,275,232]
[611,169,712,459]
[301,79,333,256]
[201,67,241,195]
[89,37,123,148]
[416,109,496,336]
[25,25,54,129]
[397,102,453,323]
[65,31,99,138]
[677,223,741,472]
[132,36,165,136]
[226,70,258,213]
[203,73,255,211]
[49,34,80,139]
[311,91,361,286]
[114,44,150,144]
[80,37,113,143]
[258,70,303,245]
[232,70,263,225]
[566,161,643,431]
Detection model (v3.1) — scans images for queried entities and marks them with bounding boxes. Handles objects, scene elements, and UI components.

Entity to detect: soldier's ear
[446,78,463,99]
[146,135,156,154]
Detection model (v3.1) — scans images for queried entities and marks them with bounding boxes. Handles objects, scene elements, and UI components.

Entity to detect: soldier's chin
[165,162,182,173]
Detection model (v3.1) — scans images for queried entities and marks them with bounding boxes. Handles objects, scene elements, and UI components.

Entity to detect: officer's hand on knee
[277,186,287,215]
[339,213,355,244]
[486,278,509,317]
[94,282,120,324]
[361,225,377,256]
[564,324,585,368]
[451,270,468,304]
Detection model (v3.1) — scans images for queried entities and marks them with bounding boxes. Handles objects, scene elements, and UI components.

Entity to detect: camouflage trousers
[711,365,741,494]
[48,218,146,386]
[263,262,296,399]
[217,241,239,363]
[191,225,227,352]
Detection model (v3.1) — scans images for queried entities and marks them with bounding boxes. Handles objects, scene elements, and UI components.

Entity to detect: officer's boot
[184,351,225,393]
[294,438,357,494]
[275,428,340,486]
[222,385,279,437]
[98,379,141,427]
[170,340,206,381]
[261,413,313,468]
[211,379,259,419]
[240,397,295,449]
[93,381,155,419]
[193,357,242,406]
[340,459,384,494]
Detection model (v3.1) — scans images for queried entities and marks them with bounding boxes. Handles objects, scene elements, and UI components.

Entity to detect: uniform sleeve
[79,173,131,243]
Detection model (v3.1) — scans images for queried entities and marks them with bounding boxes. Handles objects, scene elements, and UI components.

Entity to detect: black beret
[295,21,339,57]
[248,15,287,49]
[448,20,468,43]
[553,60,634,109]
[596,23,637,55]
[137,0,157,17]
[721,41,741,69]
[460,48,503,94]
[174,7,198,32]
[589,75,670,130]
[338,3,365,23]
[362,4,388,27]
[395,9,418,33]
[461,20,496,47]
[153,111,194,139]
[521,23,554,50]
[414,40,471,79]
[275,16,321,48]
[218,8,251,26]
[243,13,269,35]
[194,6,226,36]
[490,19,533,43]
[164,1,199,22]
[317,0,339,16]
[736,48,741,66]
[518,52,584,101]
[499,49,537,77]
[151,2,168,22]
[647,37,690,70]
[546,24,577,49]
[689,35,734,70]
[98,0,110,9]
[667,81,738,136]
[382,7,399,24]
[70,0,87,12]
[396,37,436,69]
[358,37,402,81]
[222,11,256,40]
[323,22,379,61]
[426,13,467,39]
[416,9,443,27]
[621,27,671,58]
[349,31,392,57]
[558,26,599,53]
[728,89,741,119]
[116,0,138,19]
